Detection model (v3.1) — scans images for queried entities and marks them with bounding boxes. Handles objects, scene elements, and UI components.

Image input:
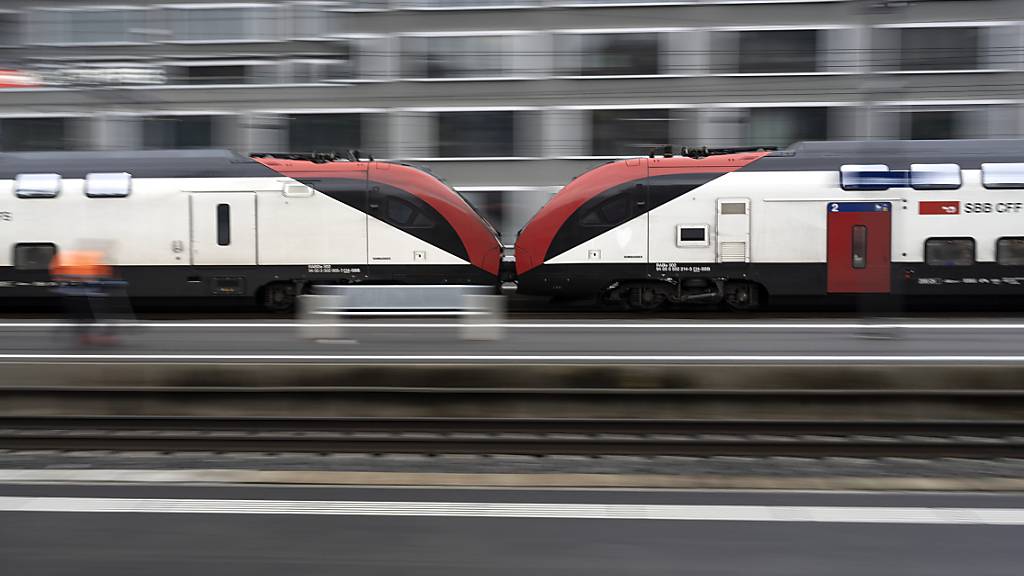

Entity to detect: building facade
[0,0,1020,237]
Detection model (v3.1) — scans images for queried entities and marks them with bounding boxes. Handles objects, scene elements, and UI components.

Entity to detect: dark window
[14,243,56,271]
[925,238,974,266]
[900,27,979,71]
[679,227,706,242]
[738,30,818,73]
[182,65,248,85]
[908,111,959,140]
[0,118,73,151]
[216,204,231,246]
[406,36,505,79]
[747,107,828,146]
[852,225,867,269]
[581,194,630,227]
[997,238,1024,266]
[437,111,515,157]
[592,109,669,156]
[385,197,434,228]
[288,113,362,152]
[142,116,214,149]
[577,33,660,76]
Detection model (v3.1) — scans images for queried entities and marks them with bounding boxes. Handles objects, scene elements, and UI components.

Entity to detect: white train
[0,150,502,310]
[515,140,1024,310]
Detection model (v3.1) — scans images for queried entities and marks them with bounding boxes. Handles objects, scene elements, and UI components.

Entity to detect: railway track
[1,416,1021,458]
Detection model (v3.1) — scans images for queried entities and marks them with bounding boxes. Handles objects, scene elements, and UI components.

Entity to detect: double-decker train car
[0,150,502,310]
[515,139,1024,310]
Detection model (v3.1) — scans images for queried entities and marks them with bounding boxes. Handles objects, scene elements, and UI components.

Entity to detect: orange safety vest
[49,251,112,282]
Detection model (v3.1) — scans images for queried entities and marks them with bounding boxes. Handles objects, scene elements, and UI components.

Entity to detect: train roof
[748,139,1024,171]
[0,149,279,179]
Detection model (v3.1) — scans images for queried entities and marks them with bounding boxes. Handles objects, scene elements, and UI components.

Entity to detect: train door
[190,193,257,265]
[826,202,891,293]
[716,198,750,263]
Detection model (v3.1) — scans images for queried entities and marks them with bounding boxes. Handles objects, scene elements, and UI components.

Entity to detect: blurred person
[49,248,119,346]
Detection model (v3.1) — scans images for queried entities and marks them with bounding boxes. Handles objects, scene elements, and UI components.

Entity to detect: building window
[591,109,670,157]
[287,114,362,152]
[997,238,1024,266]
[165,5,279,42]
[910,164,961,190]
[899,27,979,71]
[28,8,147,45]
[579,33,660,76]
[217,204,231,246]
[737,30,818,73]
[981,163,1024,190]
[85,173,131,198]
[907,111,960,140]
[14,174,61,199]
[290,2,337,39]
[291,57,352,83]
[747,107,828,147]
[14,243,57,271]
[142,116,215,149]
[0,12,22,47]
[437,111,516,157]
[925,238,974,267]
[0,118,74,151]
[404,36,507,79]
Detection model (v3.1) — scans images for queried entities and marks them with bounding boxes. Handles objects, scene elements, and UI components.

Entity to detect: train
[0,150,502,311]
[2,139,1023,311]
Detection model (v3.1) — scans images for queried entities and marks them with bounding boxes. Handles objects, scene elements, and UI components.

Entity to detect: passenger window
[981,163,1024,189]
[15,173,61,198]
[216,204,231,246]
[14,243,56,271]
[581,194,630,227]
[851,225,867,269]
[85,172,131,198]
[840,164,900,191]
[385,197,434,229]
[996,237,1024,266]
[910,164,960,190]
[925,238,974,266]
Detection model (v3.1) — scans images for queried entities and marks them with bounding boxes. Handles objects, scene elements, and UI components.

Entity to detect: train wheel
[723,281,763,311]
[260,282,297,313]
[627,283,668,312]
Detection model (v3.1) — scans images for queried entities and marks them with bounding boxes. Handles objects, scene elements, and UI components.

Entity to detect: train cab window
[910,164,961,190]
[385,197,434,229]
[13,243,56,271]
[216,204,230,246]
[997,238,1024,266]
[14,173,61,198]
[981,163,1024,189]
[580,194,629,227]
[851,225,867,269]
[85,172,131,198]
[925,237,974,266]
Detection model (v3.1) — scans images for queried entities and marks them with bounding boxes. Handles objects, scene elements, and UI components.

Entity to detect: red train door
[826,202,891,293]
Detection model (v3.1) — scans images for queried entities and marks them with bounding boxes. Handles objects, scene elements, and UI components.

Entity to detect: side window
[910,164,960,190]
[14,243,56,271]
[85,172,131,198]
[676,225,709,247]
[996,237,1024,266]
[840,164,894,191]
[385,197,434,229]
[15,173,61,198]
[580,194,630,227]
[925,238,974,266]
[216,204,231,246]
[981,163,1024,189]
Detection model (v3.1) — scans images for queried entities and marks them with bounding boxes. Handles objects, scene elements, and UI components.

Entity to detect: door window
[851,225,867,269]
[216,203,231,246]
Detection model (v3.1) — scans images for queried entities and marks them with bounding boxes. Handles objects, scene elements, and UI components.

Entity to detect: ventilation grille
[719,242,747,263]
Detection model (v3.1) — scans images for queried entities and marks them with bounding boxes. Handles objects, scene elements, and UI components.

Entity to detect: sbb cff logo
[964,202,1024,214]
[919,201,959,215]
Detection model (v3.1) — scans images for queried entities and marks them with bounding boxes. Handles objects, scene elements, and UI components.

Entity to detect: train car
[0,150,502,310]
[515,139,1024,310]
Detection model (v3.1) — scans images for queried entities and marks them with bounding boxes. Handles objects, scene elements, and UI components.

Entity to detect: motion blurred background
[0,0,1018,238]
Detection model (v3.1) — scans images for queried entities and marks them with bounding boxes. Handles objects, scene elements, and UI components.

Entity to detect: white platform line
[0,353,1022,363]
[1,496,1022,524]
[2,322,1024,330]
